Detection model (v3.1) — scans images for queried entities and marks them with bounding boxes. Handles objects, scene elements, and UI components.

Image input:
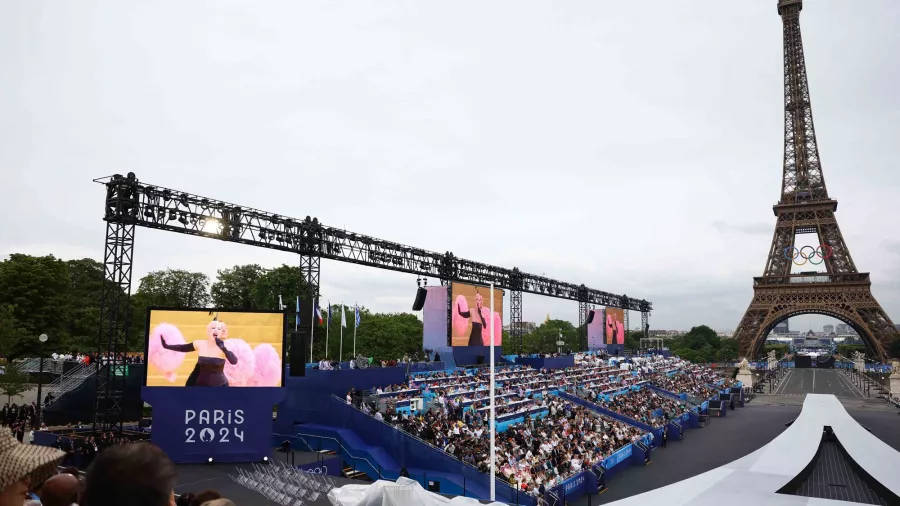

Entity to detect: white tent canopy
[327,477,509,506]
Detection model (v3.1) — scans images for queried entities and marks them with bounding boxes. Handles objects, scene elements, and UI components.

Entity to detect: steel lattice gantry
[733,0,899,361]
[93,174,653,426]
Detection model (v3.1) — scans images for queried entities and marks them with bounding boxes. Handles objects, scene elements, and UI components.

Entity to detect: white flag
[341,305,347,328]
[278,295,284,310]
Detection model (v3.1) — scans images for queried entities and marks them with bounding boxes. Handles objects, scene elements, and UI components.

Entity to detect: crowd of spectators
[380,394,645,496]
[595,389,689,428]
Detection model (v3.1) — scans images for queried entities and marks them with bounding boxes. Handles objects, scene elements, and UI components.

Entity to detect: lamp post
[36,333,48,425]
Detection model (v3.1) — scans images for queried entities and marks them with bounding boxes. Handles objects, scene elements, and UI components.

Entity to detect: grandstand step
[342,467,370,480]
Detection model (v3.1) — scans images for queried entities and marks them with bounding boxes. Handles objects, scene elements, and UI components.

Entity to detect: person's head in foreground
[84,442,177,506]
[0,427,65,506]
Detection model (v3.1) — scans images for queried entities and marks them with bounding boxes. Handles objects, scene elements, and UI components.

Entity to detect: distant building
[835,323,850,334]
[823,324,834,334]
[773,321,790,334]
[503,322,537,333]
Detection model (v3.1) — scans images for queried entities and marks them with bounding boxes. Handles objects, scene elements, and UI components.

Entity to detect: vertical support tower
[733,0,899,361]
[93,174,138,433]
[508,268,524,354]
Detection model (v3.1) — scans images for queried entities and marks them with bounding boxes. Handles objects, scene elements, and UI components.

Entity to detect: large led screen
[605,307,625,345]
[587,310,605,350]
[146,309,284,387]
[450,283,503,347]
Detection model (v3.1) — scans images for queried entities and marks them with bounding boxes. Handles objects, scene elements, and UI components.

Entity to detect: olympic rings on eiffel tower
[783,244,833,266]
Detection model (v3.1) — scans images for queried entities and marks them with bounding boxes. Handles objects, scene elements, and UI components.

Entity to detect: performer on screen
[457,291,489,346]
[607,314,619,346]
[159,319,238,387]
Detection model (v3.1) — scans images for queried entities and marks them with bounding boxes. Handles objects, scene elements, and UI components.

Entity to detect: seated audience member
[201,500,236,506]
[39,473,79,506]
[83,442,177,506]
[189,490,222,506]
[0,427,66,506]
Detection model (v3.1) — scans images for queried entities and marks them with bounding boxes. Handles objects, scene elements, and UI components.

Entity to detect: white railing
[44,362,95,404]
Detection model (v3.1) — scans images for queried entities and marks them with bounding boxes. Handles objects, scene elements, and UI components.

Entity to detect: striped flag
[355,304,361,327]
[341,305,347,328]
[314,302,323,325]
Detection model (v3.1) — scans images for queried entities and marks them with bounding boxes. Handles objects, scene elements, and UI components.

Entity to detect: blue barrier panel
[274,366,407,434]
[296,455,343,477]
[452,346,505,367]
[602,444,633,469]
[701,400,709,413]
[547,471,589,503]
[143,386,285,464]
[516,355,575,370]
[408,362,446,373]
[299,396,532,505]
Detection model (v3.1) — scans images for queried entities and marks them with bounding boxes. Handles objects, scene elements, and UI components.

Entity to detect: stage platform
[601,394,900,506]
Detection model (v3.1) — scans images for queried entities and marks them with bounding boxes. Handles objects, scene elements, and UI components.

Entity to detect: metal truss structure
[94,179,137,433]
[734,0,899,361]
[93,173,652,426]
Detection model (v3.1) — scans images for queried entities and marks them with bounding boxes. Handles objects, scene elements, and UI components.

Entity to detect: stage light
[207,457,214,464]
[263,456,269,462]
[201,218,220,234]
[168,210,177,222]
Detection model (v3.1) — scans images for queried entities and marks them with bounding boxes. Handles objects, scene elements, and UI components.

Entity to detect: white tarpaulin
[327,477,510,506]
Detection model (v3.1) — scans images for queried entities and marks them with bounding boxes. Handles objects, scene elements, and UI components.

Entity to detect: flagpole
[489,282,496,502]
[309,296,316,363]
[340,302,344,362]
[326,303,330,360]
[353,302,358,358]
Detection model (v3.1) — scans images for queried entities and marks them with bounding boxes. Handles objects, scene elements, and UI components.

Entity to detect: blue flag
[355,305,361,327]
[295,296,300,330]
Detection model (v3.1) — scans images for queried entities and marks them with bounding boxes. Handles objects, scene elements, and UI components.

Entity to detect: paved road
[775,369,864,398]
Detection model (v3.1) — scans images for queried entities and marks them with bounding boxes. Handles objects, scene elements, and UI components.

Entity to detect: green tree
[0,254,72,341]
[0,361,30,404]
[250,265,308,311]
[0,305,31,359]
[64,258,105,352]
[624,330,642,352]
[211,264,266,309]
[529,319,578,353]
[353,311,423,362]
[134,269,211,308]
[130,269,211,350]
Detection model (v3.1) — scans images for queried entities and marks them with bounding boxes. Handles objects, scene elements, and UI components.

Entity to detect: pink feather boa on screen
[481,311,502,345]
[223,338,256,386]
[452,295,469,337]
[148,323,186,383]
[248,343,282,387]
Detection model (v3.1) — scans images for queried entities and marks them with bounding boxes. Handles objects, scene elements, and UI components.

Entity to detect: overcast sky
[1,0,898,333]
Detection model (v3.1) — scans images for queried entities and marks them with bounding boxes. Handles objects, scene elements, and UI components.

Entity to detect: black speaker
[290,331,307,376]
[412,287,428,311]
[586,310,596,324]
[476,355,485,365]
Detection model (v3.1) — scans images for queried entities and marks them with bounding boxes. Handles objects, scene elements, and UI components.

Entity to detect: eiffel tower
[733,0,898,361]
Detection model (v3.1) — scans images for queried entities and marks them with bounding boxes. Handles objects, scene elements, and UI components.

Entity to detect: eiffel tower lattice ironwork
[734,0,899,361]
